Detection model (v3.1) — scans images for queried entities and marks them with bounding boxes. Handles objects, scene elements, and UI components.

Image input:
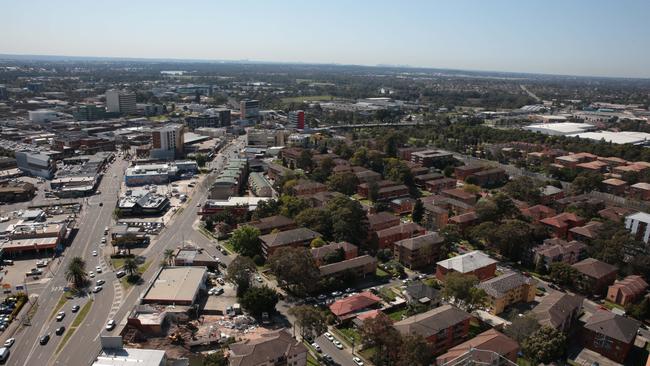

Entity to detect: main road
[9,153,129,366]
[50,135,245,366]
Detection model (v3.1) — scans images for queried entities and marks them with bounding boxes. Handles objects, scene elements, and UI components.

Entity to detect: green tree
[240,285,279,317]
[229,226,262,258]
[503,176,542,204]
[203,351,228,366]
[383,158,415,188]
[65,256,88,289]
[268,247,320,295]
[123,258,139,279]
[163,249,175,266]
[548,262,578,287]
[322,248,345,265]
[359,312,402,366]
[310,237,326,248]
[279,195,310,218]
[252,198,281,220]
[522,326,566,364]
[295,208,333,240]
[326,196,368,245]
[226,256,256,297]
[288,305,328,340]
[626,297,650,321]
[412,199,424,224]
[442,272,487,311]
[397,334,432,366]
[194,153,208,167]
[505,314,541,343]
[570,171,604,194]
[311,157,335,183]
[327,172,359,195]
[296,150,314,171]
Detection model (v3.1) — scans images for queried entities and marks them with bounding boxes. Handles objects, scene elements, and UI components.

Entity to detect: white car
[88,271,95,278]
[106,319,116,331]
[96,266,102,273]
[93,286,103,293]
[255,275,263,283]
[324,332,334,341]
[96,279,105,286]
[101,237,106,243]
[333,340,343,349]
[4,338,15,348]
[353,357,364,366]
[311,343,321,352]
[92,250,98,256]
[56,311,65,321]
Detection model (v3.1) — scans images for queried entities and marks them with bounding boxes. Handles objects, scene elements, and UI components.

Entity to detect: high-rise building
[240,99,260,119]
[15,150,57,179]
[184,108,231,130]
[288,110,305,129]
[74,104,106,121]
[151,124,184,160]
[106,90,137,115]
[0,85,7,100]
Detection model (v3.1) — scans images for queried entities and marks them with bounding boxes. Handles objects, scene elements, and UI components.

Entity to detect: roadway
[9,153,129,366]
[50,135,245,366]
[315,334,359,366]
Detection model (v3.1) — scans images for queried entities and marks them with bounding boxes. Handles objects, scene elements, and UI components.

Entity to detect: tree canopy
[229,225,262,258]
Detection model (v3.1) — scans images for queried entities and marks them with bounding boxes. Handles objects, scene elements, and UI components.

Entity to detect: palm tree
[163,249,175,266]
[123,258,139,278]
[65,256,87,289]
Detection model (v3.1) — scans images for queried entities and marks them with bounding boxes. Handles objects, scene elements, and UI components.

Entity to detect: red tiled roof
[329,292,381,317]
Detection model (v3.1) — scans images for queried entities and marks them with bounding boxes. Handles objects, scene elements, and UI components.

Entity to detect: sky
[2,0,650,78]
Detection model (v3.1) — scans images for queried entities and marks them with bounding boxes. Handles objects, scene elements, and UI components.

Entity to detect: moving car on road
[71,305,80,313]
[39,334,50,345]
[56,311,65,321]
[106,320,116,331]
[55,326,65,335]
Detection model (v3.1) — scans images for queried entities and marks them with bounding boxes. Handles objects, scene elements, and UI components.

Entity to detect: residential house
[319,255,377,281]
[422,202,449,231]
[367,211,401,235]
[393,232,445,270]
[436,329,519,366]
[601,178,628,195]
[351,166,382,184]
[393,305,471,355]
[292,180,327,196]
[540,212,586,239]
[539,185,564,205]
[228,328,307,366]
[311,241,358,266]
[520,204,556,223]
[582,311,639,363]
[470,168,507,187]
[607,275,648,306]
[477,273,537,315]
[441,188,477,206]
[415,173,444,187]
[279,147,304,168]
[448,212,479,232]
[404,282,441,307]
[390,197,416,215]
[329,291,382,321]
[625,211,650,245]
[569,221,602,242]
[244,215,296,235]
[572,258,618,295]
[426,178,458,194]
[454,165,485,181]
[436,250,497,282]
[576,160,608,173]
[532,292,583,333]
[532,238,587,269]
[630,182,650,201]
[554,153,597,169]
[259,227,320,258]
[598,206,636,222]
[309,191,345,208]
[375,222,426,250]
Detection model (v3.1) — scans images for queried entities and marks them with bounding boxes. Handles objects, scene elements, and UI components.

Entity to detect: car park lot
[0,257,53,293]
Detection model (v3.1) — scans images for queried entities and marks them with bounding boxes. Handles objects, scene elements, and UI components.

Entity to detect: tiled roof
[477,273,536,298]
[328,291,381,317]
[437,329,519,365]
[572,258,617,279]
[376,222,424,239]
[584,311,640,344]
[394,232,444,251]
[367,212,400,229]
[310,241,357,260]
[229,329,306,366]
[394,305,471,338]
[259,227,320,248]
[568,221,602,239]
[540,212,583,228]
[533,292,583,330]
[319,255,376,277]
[610,275,648,297]
[437,250,497,274]
[245,215,294,232]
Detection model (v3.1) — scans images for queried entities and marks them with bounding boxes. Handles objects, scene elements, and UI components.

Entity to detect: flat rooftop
[142,266,206,304]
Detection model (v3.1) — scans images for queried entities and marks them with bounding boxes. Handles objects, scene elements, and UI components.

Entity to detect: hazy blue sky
[2,0,650,77]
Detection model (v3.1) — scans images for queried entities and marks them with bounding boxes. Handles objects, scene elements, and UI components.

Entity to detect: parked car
[96,279,105,286]
[333,340,343,349]
[93,286,103,293]
[116,271,126,278]
[312,343,321,352]
[3,339,14,348]
[324,332,334,341]
[353,356,365,366]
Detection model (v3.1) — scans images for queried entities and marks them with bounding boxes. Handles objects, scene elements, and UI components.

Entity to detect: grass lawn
[49,294,69,321]
[379,287,397,302]
[120,261,151,289]
[359,347,376,362]
[387,308,407,321]
[375,268,391,280]
[604,300,625,311]
[337,326,362,345]
[281,95,334,103]
[422,278,440,288]
[307,354,320,366]
[56,299,93,354]
[517,358,533,366]
[111,257,127,270]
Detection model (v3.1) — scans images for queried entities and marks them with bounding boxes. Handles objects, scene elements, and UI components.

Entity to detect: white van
[0,346,10,363]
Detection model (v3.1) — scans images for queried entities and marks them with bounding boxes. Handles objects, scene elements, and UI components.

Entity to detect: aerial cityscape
[1,1,650,366]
